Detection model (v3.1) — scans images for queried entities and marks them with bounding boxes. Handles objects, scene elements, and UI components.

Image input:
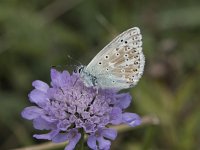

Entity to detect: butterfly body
[78,65,98,87]
[78,27,145,90]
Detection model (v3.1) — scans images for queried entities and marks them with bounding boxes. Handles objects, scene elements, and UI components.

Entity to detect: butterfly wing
[85,27,145,89]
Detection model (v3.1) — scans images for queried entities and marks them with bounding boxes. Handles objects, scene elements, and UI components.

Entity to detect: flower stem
[75,129,84,150]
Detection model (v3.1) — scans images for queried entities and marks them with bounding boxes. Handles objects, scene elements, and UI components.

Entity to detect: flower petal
[50,69,70,87]
[33,117,56,130]
[116,93,131,109]
[97,136,111,150]
[122,113,141,127]
[50,69,62,87]
[52,133,68,143]
[82,121,96,133]
[102,128,117,140]
[87,135,97,150]
[109,107,122,125]
[33,129,60,140]
[60,71,70,86]
[41,115,58,123]
[21,106,44,120]
[32,80,49,92]
[28,89,48,107]
[65,129,81,150]
[57,120,71,131]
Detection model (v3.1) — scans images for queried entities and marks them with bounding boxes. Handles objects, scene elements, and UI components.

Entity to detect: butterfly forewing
[85,27,145,90]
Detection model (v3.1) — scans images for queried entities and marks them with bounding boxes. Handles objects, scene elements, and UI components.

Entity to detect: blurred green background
[0,0,200,150]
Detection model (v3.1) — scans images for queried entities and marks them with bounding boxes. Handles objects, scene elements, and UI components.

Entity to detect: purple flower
[22,69,141,150]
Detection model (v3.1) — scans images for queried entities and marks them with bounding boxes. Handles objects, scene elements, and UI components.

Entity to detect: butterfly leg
[94,86,99,95]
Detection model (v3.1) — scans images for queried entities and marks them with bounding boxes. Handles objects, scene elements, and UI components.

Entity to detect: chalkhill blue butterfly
[77,27,145,90]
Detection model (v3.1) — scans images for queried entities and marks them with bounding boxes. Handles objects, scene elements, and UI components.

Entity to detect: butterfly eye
[76,66,84,73]
[74,68,81,73]
[78,68,82,73]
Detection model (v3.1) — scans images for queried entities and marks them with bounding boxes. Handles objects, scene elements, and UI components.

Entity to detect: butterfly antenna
[66,54,82,66]
[50,64,63,71]
[65,54,84,73]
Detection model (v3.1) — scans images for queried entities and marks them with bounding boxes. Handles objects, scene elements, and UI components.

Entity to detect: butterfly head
[74,65,85,74]
[74,65,97,88]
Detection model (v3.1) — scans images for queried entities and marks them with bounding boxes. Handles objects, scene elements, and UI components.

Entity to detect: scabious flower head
[22,69,141,150]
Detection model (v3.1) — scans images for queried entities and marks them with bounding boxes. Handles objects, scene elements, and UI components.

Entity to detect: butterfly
[77,27,145,90]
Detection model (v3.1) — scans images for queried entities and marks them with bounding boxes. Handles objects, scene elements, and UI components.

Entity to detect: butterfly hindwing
[84,27,145,89]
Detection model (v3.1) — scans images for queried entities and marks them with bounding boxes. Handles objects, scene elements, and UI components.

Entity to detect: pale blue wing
[84,27,145,89]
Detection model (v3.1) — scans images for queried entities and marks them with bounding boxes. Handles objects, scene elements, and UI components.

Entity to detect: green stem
[75,129,84,150]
